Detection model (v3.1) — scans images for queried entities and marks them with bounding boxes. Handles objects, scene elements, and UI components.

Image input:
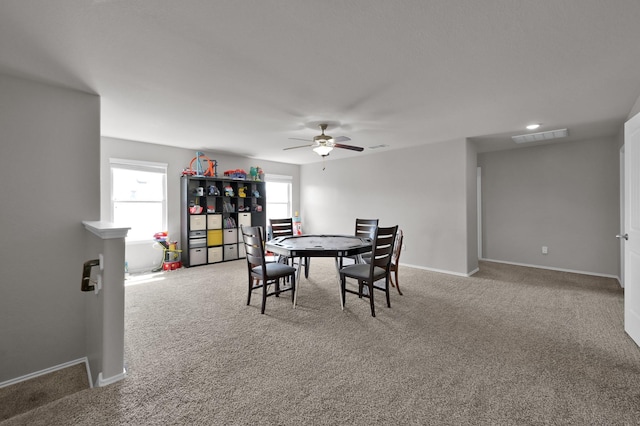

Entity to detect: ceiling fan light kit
[313,145,333,156]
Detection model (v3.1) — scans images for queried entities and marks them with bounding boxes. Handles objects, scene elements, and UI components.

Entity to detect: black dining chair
[241,225,296,314]
[339,218,379,268]
[269,218,310,278]
[339,225,398,317]
[362,228,404,296]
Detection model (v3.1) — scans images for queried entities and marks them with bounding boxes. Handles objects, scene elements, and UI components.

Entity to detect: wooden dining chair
[241,225,296,314]
[389,229,403,295]
[269,218,310,278]
[339,225,398,317]
[339,218,379,268]
[362,228,403,295]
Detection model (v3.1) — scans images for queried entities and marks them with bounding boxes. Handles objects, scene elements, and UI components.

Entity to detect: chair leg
[391,268,403,295]
[368,282,376,317]
[291,274,296,304]
[247,277,253,306]
[385,278,391,308]
[340,275,346,307]
[261,280,268,314]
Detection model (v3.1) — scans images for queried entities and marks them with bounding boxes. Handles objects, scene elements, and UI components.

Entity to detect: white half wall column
[82,221,130,387]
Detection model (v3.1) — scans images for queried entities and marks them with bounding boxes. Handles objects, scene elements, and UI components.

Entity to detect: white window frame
[265,174,293,220]
[110,158,168,244]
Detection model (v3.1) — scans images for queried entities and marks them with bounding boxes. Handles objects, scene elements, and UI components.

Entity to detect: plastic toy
[187,152,217,177]
[238,186,247,198]
[224,185,234,196]
[250,166,264,181]
[224,169,247,179]
[252,190,261,198]
[207,185,220,196]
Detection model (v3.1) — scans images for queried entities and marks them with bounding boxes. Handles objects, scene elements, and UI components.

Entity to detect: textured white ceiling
[2,1,640,164]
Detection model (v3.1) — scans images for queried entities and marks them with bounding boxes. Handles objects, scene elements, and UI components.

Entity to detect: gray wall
[478,137,620,277]
[101,137,300,273]
[300,138,478,276]
[0,74,100,381]
[466,140,479,273]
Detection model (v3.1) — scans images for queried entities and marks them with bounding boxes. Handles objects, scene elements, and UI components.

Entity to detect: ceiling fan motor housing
[314,134,333,145]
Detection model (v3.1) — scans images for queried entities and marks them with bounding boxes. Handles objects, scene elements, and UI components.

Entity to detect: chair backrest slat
[270,218,294,238]
[241,225,267,276]
[370,225,398,270]
[355,218,379,239]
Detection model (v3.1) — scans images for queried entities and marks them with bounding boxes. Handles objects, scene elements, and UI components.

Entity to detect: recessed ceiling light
[526,123,541,130]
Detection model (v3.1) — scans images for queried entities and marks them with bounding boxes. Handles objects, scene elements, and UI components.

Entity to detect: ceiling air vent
[368,144,389,150]
[512,128,568,144]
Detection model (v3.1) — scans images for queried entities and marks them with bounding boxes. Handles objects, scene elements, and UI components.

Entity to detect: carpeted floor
[2,259,640,425]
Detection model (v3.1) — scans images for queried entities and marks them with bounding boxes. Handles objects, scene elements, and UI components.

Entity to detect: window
[110,159,167,242]
[265,174,292,221]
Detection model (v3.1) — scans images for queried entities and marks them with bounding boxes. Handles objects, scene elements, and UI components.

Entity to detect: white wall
[478,137,620,277]
[101,137,300,272]
[300,138,478,276]
[0,74,100,381]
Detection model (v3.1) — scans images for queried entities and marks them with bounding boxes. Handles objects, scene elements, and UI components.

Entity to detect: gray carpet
[2,259,640,425]
[0,362,89,421]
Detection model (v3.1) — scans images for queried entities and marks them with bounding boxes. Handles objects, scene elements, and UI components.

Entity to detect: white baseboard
[96,368,127,387]
[401,263,479,278]
[0,357,93,389]
[480,258,621,283]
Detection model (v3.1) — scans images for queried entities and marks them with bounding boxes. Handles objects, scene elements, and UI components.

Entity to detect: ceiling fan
[284,123,364,157]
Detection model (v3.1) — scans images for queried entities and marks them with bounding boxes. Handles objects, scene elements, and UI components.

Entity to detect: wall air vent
[512,128,568,144]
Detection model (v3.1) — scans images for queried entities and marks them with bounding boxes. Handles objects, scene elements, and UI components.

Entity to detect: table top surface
[265,234,372,257]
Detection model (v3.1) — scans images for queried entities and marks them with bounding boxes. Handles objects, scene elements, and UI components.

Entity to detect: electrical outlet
[542,246,548,255]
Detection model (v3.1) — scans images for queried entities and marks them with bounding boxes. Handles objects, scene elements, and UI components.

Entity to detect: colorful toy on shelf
[238,186,247,198]
[186,152,217,177]
[207,185,220,196]
[250,166,264,181]
[223,169,247,179]
[252,190,261,198]
[253,203,263,212]
[224,185,234,196]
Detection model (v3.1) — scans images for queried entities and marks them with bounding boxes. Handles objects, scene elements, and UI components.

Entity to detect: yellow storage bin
[207,229,223,246]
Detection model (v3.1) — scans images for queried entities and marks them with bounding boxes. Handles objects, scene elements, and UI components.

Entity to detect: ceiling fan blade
[335,143,364,152]
[333,136,351,143]
[288,137,313,142]
[283,143,314,151]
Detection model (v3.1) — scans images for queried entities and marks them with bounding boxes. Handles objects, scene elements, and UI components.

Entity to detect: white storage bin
[224,244,238,261]
[238,213,252,228]
[190,215,206,231]
[208,246,223,263]
[223,228,238,245]
[207,214,222,229]
[189,247,206,266]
